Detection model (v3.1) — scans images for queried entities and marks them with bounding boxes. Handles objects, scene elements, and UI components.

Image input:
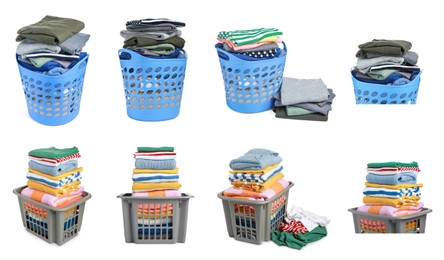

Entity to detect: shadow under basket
[118,49,187,121]
[351,70,421,104]
[13,186,92,245]
[217,182,294,245]
[17,55,89,126]
[348,207,432,233]
[215,43,287,113]
[118,193,193,244]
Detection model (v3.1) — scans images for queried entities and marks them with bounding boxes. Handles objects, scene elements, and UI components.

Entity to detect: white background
[0,0,441,257]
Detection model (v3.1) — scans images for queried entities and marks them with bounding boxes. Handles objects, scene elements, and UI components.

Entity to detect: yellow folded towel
[231,172,284,192]
[28,167,83,180]
[133,168,179,174]
[258,36,280,43]
[365,182,423,190]
[27,180,81,197]
[363,196,421,208]
[229,163,280,175]
[132,181,181,192]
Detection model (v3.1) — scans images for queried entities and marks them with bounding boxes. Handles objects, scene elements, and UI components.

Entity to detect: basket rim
[351,69,422,89]
[118,48,187,62]
[215,42,287,64]
[348,207,432,220]
[117,192,194,201]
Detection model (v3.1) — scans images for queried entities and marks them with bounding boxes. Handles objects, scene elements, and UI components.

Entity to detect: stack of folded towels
[21,147,84,208]
[16,15,89,76]
[120,18,186,58]
[216,28,284,61]
[357,161,424,219]
[273,77,335,121]
[352,39,420,86]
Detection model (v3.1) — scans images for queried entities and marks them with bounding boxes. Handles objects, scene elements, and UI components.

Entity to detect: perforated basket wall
[348,207,431,233]
[351,71,421,104]
[216,44,287,113]
[119,49,187,121]
[13,186,91,245]
[17,55,89,126]
[218,182,293,245]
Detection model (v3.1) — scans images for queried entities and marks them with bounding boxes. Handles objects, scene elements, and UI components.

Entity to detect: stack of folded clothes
[352,39,420,86]
[273,77,335,121]
[120,18,186,58]
[357,162,424,222]
[131,146,181,239]
[16,15,89,76]
[20,147,84,208]
[216,28,284,61]
[272,206,329,250]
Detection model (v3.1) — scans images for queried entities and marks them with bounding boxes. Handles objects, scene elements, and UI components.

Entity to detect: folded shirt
[132,181,181,192]
[21,186,84,208]
[367,166,420,175]
[366,172,417,185]
[276,77,330,106]
[362,195,420,208]
[223,178,289,200]
[229,164,283,183]
[217,28,282,46]
[27,180,81,197]
[367,161,419,168]
[137,147,175,152]
[28,159,78,176]
[132,173,179,183]
[133,168,178,174]
[231,172,284,192]
[365,182,423,190]
[26,167,82,188]
[135,158,176,170]
[363,186,421,198]
[356,39,412,58]
[229,148,282,170]
[28,147,79,159]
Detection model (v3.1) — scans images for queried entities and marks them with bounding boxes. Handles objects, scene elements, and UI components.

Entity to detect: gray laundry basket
[217,182,293,245]
[348,207,432,233]
[118,193,193,244]
[13,186,92,245]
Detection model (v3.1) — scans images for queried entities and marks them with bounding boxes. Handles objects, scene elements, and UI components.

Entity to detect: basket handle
[76,55,89,71]
[216,41,287,62]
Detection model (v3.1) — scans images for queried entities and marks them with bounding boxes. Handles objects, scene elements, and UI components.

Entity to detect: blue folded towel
[366,172,417,185]
[229,148,282,170]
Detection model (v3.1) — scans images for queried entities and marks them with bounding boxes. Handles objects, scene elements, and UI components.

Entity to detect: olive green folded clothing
[123,36,185,48]
[29,147,79,159]
[129,44,175,55]
[285,106,317,116]
[272,226,328,250]
[356,39,412,58]
[274,107,328,122]
[137,147,174,152]
[367,161,419,168]
[16,15,85,45]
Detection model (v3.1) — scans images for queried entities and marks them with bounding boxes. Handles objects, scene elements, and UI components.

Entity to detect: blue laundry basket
[17,55,89,126]
[351,70,421,104]
[118,49,187,121]
[216,43,287,113]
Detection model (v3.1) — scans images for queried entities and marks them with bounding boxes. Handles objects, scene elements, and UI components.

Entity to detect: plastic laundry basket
[13,186,92,245]
[218,182,293,244]
[215,43,287,113]
[348,207,432,233]
[118,193,193,244]
[17,55,89,126]
[118,49,187,121]
[351,70,421,104]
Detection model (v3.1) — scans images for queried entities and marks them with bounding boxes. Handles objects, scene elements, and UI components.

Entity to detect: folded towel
[363,196,420,208]
[229,163,280,174]
[229,165,282,183]
[132,190,181,197]
[367,161,419,168]
[132,173,179,183]
[21,186,84,208]
[135,158,176,170]
[28,159,78,176]
[29,153,81,166]
[365,182,423,190]
[28,147,79,159]
[27,180,81,197]
[357,202,424,217]
[26,168,82,188]
[132,181,181,192]
[137,147,174,152]
[229,148,282,170]
[223,179,289,200]
[363,186,421,198]
[133,168,178,174]
[134,154,176,160]
[231,172,284,192]
[367,166,420,175]
[366,172,417,185]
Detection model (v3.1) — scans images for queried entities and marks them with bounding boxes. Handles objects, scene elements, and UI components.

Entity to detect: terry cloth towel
[356,39,412,58]
[28,159,78,176]
[272,226,328,250]
[357,202,424,217]
[27,180,81,197]
[27,167,82,188]
[274,106,329,122]
[365,182,423,190]
[16,39,61,56]
[277,77,330,106]
[367,161,419,168]
[133,168,178,174]
[132,173,179,183]
[231,172,284,192]
[366,172,417,185]
[135,158,176,170]
[356,56,405,74]
[363,186,421,198]
[367,166,420,175]
[223,178,289,200]
[16,15,85,45]
[123,36,185,48]
[132,181,181,192]
[229,164,283,183]
[132,190,182,197]
[59,32,90,54]
[229,148,282,170]
[217,28,282,46]
[29,147,79,159]
[363,196,421,207]
[21,186,84,208]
